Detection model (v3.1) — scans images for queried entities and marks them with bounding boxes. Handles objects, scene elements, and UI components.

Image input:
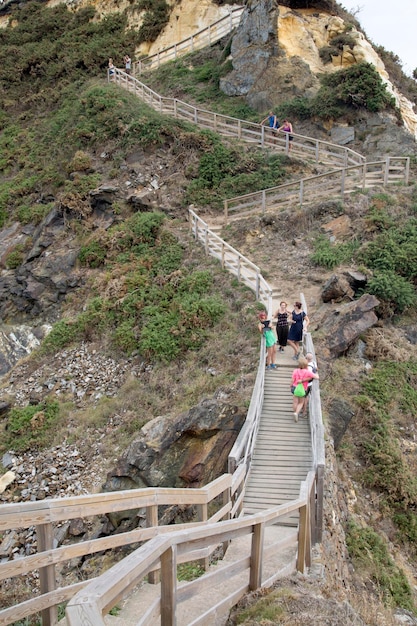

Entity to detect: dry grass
[227,577,403,626]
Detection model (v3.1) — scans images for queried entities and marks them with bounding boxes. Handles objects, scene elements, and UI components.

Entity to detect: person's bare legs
[288,339,299,358]
[293,397,304,422]
[266,348,271,367]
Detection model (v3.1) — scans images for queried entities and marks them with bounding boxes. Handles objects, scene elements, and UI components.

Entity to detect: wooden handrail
[66,477,316,625]
[222,158,410,223]
[109,69,366,172]
[0,476,232,625]
[134,7,245,74]
[187,207,324,548]
[188,208,273,315]
[108,66,409,228]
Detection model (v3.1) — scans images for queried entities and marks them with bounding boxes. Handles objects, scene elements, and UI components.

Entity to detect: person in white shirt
[301,352,318,417]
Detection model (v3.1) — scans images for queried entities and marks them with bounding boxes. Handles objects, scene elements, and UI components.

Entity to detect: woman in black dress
[274,301,290,353]
[288,301,309,360]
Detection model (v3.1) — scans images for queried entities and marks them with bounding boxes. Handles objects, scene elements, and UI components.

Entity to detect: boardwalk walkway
[243,361,312,525]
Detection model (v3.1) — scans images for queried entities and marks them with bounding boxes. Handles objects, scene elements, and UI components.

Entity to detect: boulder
[102,397,245,528]
[126,188,161,211]
[321,274,354,303]
[317,294,380,358]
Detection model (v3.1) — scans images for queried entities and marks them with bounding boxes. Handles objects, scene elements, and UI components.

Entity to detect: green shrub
[358,219,417,281]
[365,206,395,231]
[294,62,397,120]
[318,62,396,113]
[2,400,61,452]
[366,271,416,313]
[346,520,415,611]
[178,270,213,296]
[5,244,25,269]
[319,46,338,64]
[112,319,137,354]
[358,361,417,506]
[17,201,54,225]
[310,235,357,269]
[184,133,288,209]
[139,309,183,361]
[329,33,356,53]
[136,0,170,43]
[69,150,92,172]
[40,319,83,353]
[79,241,108,268]
[393,511,417,554]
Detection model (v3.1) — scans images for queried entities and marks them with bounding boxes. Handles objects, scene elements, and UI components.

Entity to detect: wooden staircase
[243,357,313,525]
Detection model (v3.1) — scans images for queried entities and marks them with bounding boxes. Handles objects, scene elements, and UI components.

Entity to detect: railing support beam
[37,522,58,626]
[161,545,177,626]
[249,522,264,590]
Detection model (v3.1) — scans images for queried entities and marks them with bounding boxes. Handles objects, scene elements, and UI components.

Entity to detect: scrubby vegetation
[42,212,226,361]
[346,520,415,611]
[280,62,397,121]
[310,192,417,314]
[183,131,290,208]
[2,400,61,452]
[141,52,259,121]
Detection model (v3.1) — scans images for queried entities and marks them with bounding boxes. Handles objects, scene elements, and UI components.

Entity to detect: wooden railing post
[194,213,198,239]
[384,157,390,185]
[297,502,311,573]
[285,133,289,155]
[161,545,177,626]
[255,271,260,300]
[405,157,410,184]
[315,464,324,543]
[204,225,209,255]
[249,522,264,590]
[37,522,58,626]
[147,505,160,584]
[224,198,229,225]
[196,503,209,570]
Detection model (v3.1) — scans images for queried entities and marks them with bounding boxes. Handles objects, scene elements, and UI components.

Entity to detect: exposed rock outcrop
[316,293,380,358]
[220,2,417,148]
[104,397,245,493]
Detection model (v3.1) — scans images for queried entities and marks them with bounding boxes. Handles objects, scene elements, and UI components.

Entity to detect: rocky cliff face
[221,2,417,145]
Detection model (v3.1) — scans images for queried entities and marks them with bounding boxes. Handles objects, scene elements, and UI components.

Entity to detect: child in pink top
[291,356,319,422]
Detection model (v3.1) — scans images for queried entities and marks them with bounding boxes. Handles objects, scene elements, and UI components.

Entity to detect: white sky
[339,0,417,76]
